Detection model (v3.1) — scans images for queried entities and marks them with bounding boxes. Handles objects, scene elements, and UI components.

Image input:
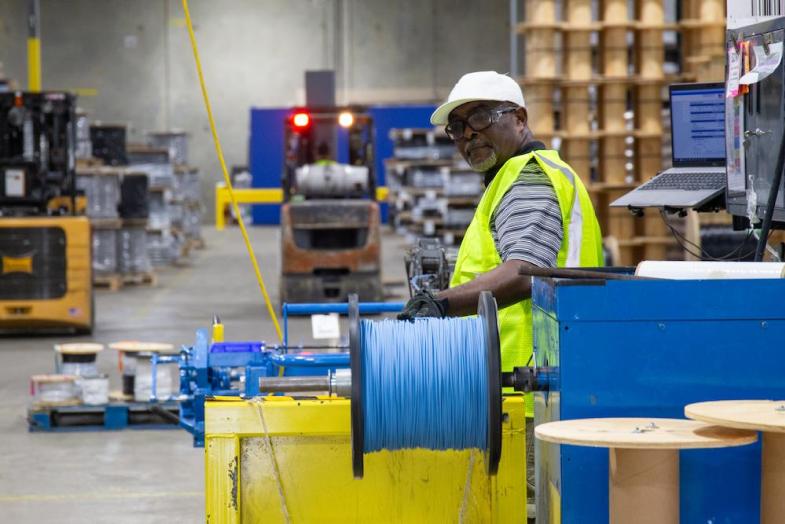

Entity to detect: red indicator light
[292,112,310,128]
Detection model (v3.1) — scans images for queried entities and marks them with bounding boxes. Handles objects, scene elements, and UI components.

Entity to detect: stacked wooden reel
[517,0,727,265]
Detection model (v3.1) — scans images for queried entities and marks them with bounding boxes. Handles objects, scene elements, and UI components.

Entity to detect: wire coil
[117,225,151,274]
[349,292,501,479]
[76,170,120,218]
[92,228,118,275]
[361,316,489,452]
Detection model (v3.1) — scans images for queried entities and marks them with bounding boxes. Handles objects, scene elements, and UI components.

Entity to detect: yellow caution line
[0,490,201,503]
[72,87,99,97]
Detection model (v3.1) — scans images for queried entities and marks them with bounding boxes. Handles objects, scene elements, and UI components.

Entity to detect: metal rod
[754,129,785,261]
[518,266,658,281]
[259,376,330,393]
[282,301,405,316]
[277,345,348,351]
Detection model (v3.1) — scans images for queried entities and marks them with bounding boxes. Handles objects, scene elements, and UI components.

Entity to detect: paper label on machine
[725,95,745,193]
[740,42,783,85]
[311,313,340,339]
[5,169,24,197]
[727,46,741,98]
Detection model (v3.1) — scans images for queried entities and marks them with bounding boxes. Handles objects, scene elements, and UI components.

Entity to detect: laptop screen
[669,83,726,167]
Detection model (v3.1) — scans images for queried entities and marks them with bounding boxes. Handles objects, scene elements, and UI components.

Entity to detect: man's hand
[397,290,449,321]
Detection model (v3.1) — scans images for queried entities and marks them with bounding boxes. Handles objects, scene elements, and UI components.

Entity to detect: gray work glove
[397,290,449,321]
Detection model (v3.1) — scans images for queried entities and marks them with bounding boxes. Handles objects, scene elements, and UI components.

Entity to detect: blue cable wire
[361,316,488,453]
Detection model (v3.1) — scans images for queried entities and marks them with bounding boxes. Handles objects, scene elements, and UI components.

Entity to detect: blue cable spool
[348,291,502,479]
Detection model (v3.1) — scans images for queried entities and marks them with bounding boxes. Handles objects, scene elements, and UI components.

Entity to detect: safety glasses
[445,107,517,141]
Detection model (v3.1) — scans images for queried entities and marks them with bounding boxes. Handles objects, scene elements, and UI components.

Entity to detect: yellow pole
[27,0,41,92]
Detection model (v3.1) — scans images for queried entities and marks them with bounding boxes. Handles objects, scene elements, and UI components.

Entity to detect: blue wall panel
[249,108,288,225]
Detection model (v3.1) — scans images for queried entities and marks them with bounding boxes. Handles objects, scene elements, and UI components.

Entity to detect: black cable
[754,132,785,261]
[149,405,181,425]
[667,216,749,260]
[660,211,722,260]
[664,223,708,260]
[660,211,758,262]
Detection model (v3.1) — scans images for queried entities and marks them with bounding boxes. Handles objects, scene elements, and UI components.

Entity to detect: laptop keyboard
[640,171,726,191]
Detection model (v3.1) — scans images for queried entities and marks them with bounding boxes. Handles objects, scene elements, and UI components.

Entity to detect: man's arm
[437,259,534,316]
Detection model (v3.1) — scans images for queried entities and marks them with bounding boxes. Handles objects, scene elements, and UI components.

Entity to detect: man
[400,70,603,405]
[314,141,336,165]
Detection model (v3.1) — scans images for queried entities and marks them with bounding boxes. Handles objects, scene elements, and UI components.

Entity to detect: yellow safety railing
[214,185,389,230]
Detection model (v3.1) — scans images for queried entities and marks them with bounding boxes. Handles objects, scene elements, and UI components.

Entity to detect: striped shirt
[490,159,563,267]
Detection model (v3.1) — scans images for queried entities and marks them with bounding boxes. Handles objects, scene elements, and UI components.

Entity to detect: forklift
[279,105,383,303]
[0,91,93,334]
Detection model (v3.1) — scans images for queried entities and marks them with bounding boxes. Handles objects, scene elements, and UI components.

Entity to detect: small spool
[349,291,501,479]
[79,374,110,405]
[118,172,149,219]
[75,168,120,219]
[109,341,175,398]
[92,227,118,275]
[117,224,151,274]
[30,374,80,408]
[54,343,104,377]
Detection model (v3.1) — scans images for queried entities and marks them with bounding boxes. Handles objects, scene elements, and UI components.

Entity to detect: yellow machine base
[205,396,527,523]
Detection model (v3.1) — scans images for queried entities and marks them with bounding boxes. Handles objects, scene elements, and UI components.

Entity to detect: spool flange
[348,294,365,478]
[478,290,502,475]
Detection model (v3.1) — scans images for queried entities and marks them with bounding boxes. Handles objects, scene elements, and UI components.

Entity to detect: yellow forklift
[0,91,93,334]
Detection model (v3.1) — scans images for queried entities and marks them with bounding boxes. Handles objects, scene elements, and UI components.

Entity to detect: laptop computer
[611,82,727,209]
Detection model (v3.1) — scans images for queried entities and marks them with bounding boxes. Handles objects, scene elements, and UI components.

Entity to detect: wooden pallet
[90,218,123,230]
[75,157,105,169]
[187,236,206,250]
[122,271,157,287]
[94,273,123,291]
[28,400,180,432]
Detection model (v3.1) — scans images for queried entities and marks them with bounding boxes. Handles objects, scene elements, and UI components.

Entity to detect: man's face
[448,101,528,173]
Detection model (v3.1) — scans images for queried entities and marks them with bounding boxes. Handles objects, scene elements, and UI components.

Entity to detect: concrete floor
[0,226,409,523]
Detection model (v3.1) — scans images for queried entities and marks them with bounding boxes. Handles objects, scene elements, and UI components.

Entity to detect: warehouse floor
[0,226,410,523]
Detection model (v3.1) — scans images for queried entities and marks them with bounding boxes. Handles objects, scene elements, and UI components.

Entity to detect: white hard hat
[430,71,526,125]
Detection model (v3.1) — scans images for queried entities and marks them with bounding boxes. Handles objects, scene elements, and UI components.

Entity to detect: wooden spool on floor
[108,341,176,400]
[54,342,105,355]
[54,342,104,377]
[536,417,757,523]
[30,374,81,408]
[686,400,785,524]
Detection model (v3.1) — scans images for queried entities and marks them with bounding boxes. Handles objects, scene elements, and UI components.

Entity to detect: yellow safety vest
[450,149,603,416]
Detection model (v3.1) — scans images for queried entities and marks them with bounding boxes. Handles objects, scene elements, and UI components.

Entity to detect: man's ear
[515,106,528,129]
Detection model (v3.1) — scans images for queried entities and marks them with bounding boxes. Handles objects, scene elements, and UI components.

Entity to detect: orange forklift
[279,105,383,303]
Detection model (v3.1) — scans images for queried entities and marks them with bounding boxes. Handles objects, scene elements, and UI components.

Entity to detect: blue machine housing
[532,276,785,523]
[178,329,349,447]
[178,301,403,446]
